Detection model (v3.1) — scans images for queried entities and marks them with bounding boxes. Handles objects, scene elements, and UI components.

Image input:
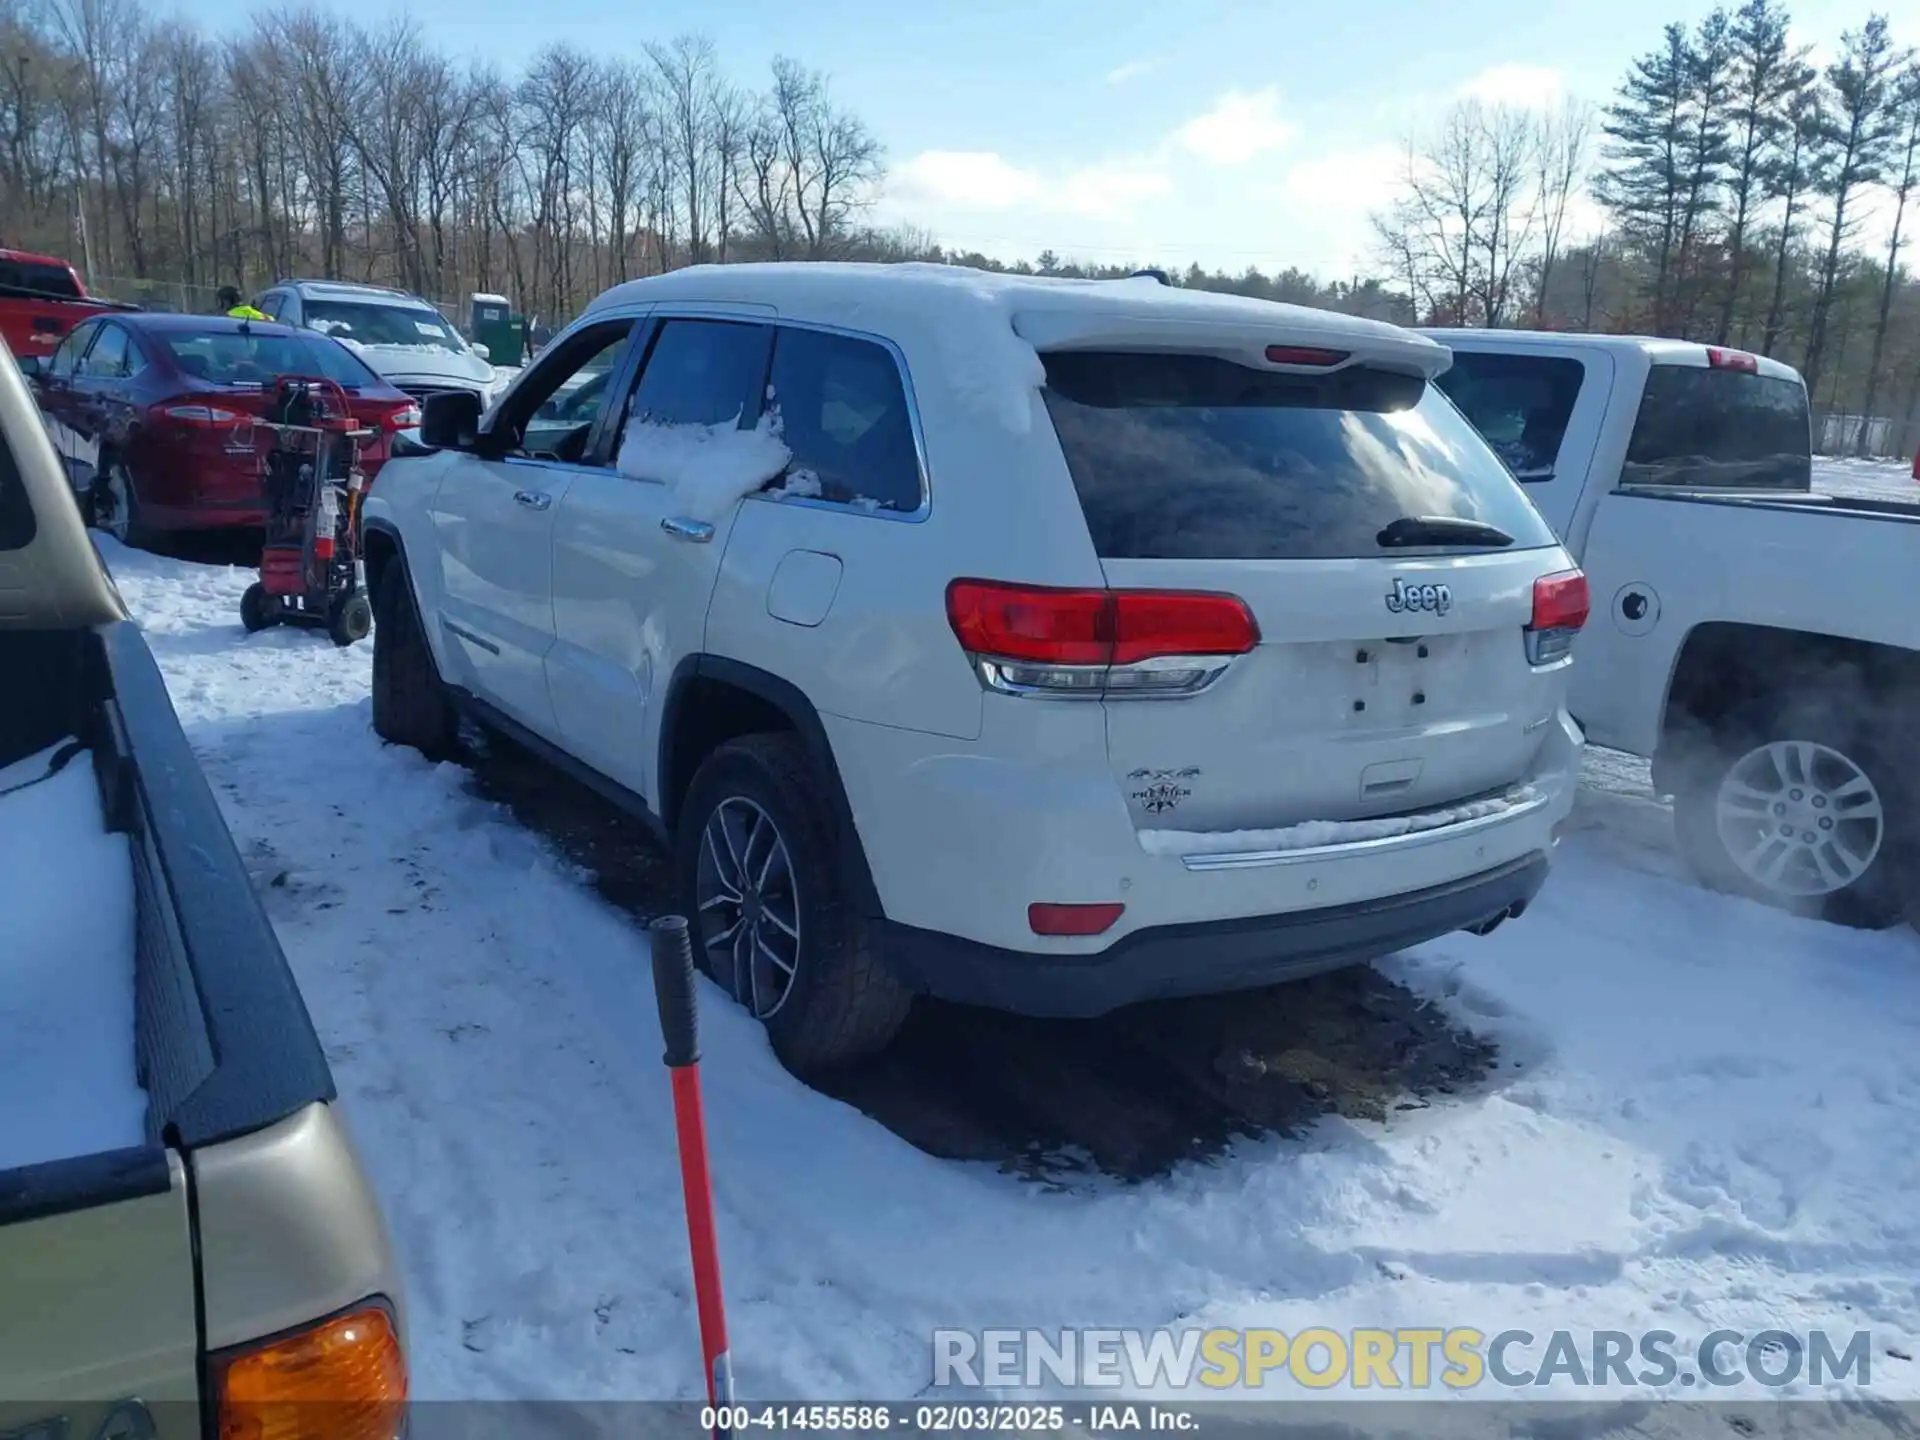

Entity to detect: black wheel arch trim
[661,654,885,921]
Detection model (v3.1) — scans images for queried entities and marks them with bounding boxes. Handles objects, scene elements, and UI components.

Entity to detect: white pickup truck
[1426,330,1919,928]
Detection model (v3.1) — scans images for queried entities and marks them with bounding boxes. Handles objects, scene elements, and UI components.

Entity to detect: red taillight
[1530,569,1589,631]
[1265,345,1349,367]
[1706,347,1759,373]
[160,403,246,426]
[1526,568,1588,665]
[945,580,1258,666]
[1111,590,1260,664]
[945,580,1112,665]
[1028,902,1125,936]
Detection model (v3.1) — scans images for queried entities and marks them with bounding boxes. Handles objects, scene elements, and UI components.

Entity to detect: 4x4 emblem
[1385,578,1452,617]
[1128,767,1200,814]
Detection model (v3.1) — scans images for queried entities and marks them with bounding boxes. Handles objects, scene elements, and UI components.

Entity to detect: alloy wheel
[1713,739,1885,898]
[694,796,802,1019]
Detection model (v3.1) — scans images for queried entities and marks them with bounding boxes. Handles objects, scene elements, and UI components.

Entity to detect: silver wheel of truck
[1674,715,1910,930]
[695,797,802,1020]
[1713,740,1884,898]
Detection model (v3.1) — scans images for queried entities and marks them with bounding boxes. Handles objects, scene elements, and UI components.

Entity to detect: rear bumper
[884,851,1551,1017]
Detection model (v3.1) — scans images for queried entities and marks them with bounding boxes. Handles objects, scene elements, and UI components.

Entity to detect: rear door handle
[661,516,714,543]
[513,489,551,511]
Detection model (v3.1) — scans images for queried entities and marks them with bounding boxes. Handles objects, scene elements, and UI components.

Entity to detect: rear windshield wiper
[1377,515,1515,549]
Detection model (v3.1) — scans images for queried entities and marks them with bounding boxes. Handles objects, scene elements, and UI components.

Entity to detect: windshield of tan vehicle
[161,331,387,390]
[303,300,467,354]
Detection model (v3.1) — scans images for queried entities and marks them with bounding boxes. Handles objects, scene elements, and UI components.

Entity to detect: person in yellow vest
[217,285,269,322]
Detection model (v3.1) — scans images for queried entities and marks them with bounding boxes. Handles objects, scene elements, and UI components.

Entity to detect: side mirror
[472,342,491,362]
[419,389,483,450]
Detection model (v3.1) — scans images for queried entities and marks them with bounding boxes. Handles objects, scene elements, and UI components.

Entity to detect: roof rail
[1129,268,1173,286]
[274,277,414,298]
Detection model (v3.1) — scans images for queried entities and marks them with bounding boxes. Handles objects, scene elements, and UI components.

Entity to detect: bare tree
[1532,99,1593,325]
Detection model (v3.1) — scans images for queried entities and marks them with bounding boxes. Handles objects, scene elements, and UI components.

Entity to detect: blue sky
[202,0,1920,279]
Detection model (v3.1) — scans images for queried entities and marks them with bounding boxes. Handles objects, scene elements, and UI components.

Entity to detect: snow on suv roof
[587,262,1450,432]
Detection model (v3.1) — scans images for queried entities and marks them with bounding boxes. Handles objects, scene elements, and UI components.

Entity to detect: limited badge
[1128,767,1200,814]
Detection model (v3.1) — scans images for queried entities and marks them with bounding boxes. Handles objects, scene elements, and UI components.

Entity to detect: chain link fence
[1813,410,1919,463]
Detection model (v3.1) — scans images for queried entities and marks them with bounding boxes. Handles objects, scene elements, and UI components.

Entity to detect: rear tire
[371,567,457,758]
[675,733,910,1077]
[240,582,282,633]
[328,590,374,647]
[1672,709,1911,930]
[89,457,160,551]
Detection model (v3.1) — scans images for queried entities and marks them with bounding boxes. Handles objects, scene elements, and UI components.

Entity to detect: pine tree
[1855,65,1920,450]
[1672,9,1736,336]
[1802,14,1909,401]
[1718,0,1815,343]
[1762,89,1824,352]
[1597,25,1697,330]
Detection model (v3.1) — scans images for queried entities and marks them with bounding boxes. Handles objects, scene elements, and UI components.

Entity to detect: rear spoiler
[1011,308,1451,381]
[0,281,141,312]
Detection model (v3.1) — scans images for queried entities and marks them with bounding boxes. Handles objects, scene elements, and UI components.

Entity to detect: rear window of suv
[1623,364,1811,490]
[1040,350,1559,561]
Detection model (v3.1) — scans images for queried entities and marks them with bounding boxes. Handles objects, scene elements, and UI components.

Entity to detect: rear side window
[766,328,921,512]
[1041,351,1559,561]
[1624,364,1811,490]
[1431,351,1585,480]
[78,325,128,377]
[0,427,31,552]
[627,319,771,428]
[0,259,80,299]
[49,322,95,378]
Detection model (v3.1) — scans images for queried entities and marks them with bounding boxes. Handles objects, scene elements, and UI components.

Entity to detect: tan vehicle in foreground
[0,333,407,1440]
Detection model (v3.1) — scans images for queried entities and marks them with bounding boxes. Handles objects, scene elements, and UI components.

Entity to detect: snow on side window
[615,411,793,522]
[763,327,921,513]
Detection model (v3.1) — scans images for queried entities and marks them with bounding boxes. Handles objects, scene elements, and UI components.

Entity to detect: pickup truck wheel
[676,734,910,1077]
[1673,724,1910,929]
[89,458,159,551]
[371,568,457,759]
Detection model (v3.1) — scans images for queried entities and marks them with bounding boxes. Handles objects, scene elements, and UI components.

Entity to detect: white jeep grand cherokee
[360,262,1588,1074]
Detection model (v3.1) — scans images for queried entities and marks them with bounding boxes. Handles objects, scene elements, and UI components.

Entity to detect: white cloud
[889,151,1043,212]
[887,150,1170,222]
[1268,143,1407,274]
[1105,58,1156,85]
[1175,87,1299,167]
[1057,162,1175,219]
[1459,63,1565,110]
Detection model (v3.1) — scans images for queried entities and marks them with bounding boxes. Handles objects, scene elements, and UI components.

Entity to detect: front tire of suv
[676,734,911,1077]
[1672,711,1911,930]
[371,566,458,760]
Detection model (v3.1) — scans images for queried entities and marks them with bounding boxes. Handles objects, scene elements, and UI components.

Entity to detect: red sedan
[26,312,419,547]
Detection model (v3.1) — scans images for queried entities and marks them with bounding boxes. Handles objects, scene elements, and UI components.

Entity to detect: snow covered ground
[97,536,1920,1418]
[1813,456,1915,502]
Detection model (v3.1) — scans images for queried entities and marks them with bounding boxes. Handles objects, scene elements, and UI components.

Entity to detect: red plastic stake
[650,915,735,1436]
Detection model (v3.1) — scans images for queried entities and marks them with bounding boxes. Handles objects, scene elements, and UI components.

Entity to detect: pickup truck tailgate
[0,1150,201,1435]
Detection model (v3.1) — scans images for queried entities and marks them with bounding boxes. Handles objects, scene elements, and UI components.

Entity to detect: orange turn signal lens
[216,1303,407,1440]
